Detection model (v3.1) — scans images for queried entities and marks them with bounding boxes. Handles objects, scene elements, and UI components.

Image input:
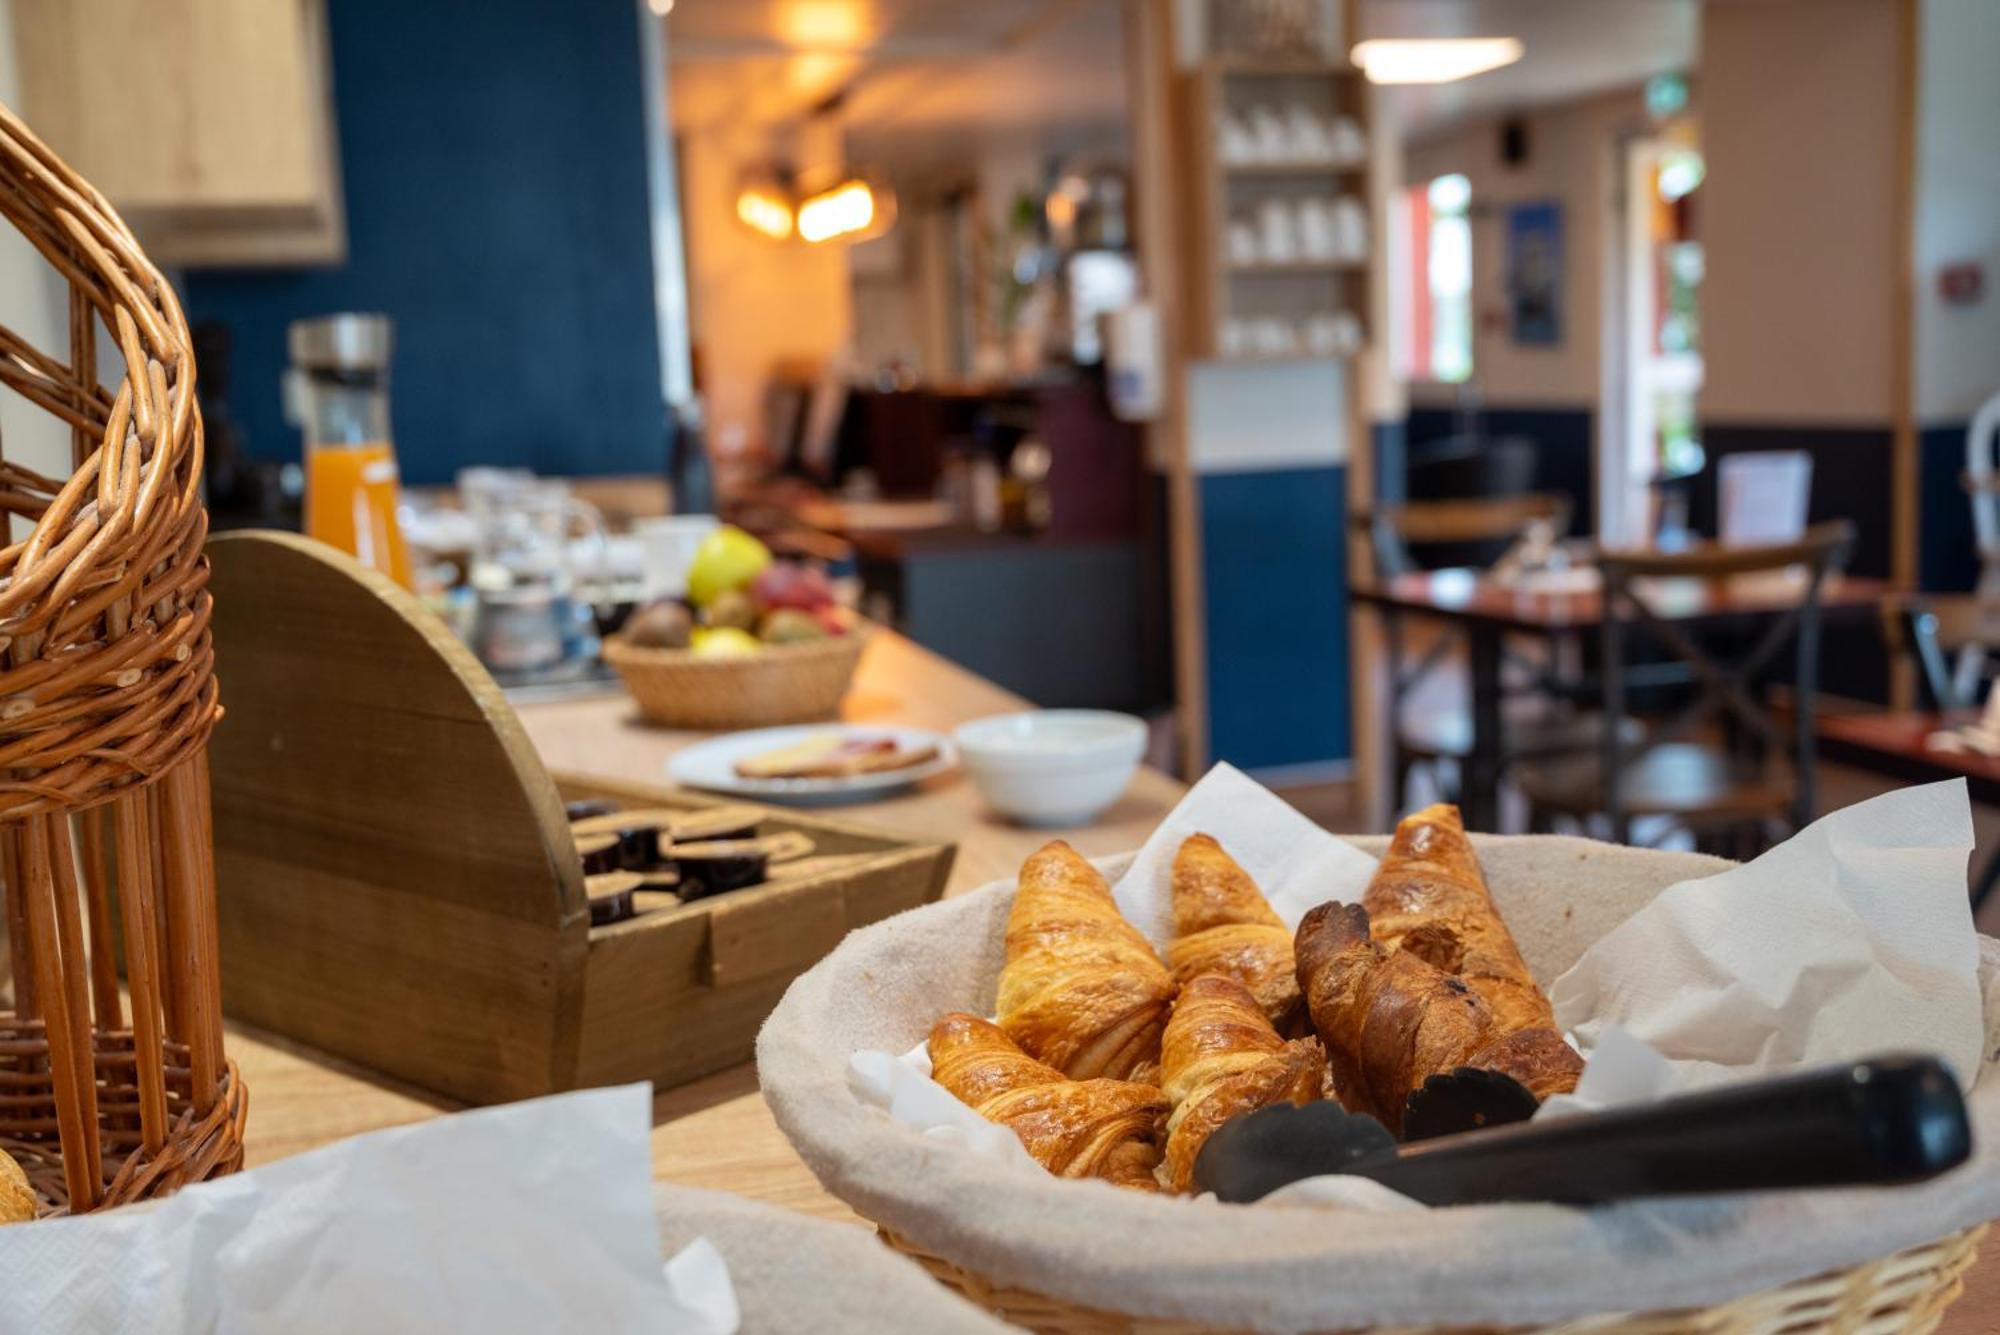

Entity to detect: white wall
[1699,0,1900,424]
[1403,88,1646,411]
[0,0,84,484]
[1914,0,2000,424]
[680,120,853,461]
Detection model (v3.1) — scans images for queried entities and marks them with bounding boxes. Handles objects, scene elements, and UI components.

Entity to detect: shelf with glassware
[1176,59,1372,362]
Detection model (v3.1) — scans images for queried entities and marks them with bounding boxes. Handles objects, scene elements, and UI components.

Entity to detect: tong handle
[1368,1054,1970,1206]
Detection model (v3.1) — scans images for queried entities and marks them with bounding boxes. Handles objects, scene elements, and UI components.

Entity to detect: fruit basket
[608,524,871,729]
[605,620,870,729]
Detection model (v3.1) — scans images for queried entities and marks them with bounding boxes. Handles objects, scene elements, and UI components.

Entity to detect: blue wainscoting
[1687,421,1896,703]
[1199,465,1350,771]
[1688,423,1894,578]
[1370,420,1406,505]
[1404,405,1595,534]
[1922,422,1976,592]
[183,0,665,485]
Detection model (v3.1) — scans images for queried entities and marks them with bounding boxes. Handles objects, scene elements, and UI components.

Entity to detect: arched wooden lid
[205,531,587,1102]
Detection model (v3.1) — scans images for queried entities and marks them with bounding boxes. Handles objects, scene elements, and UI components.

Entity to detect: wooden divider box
[204,532,953,1105]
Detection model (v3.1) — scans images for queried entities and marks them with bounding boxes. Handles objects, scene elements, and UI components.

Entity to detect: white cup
[631,514,721,600]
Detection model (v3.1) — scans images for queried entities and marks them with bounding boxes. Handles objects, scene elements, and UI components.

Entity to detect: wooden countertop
[220,632,2000,1330]
[227,629,1185,1223]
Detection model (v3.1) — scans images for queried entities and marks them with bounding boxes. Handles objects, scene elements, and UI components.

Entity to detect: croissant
[1361,804,1555,1037]
[1165,835,1301,1032]
[997,840,1177,1081]
[1157,974,1323,1191]
[929,1012,1166,1189]
[0,1148,34,1224]
[1295,901,1494,1132]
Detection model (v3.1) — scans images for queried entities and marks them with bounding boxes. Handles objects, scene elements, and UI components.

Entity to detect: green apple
[685,526,772,607]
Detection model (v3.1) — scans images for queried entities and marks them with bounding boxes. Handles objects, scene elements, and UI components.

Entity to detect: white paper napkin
[1110,761,1381,943]
[850,768,1987,1211]
[0,1084,736,1334]
[1548,779,1983,1105]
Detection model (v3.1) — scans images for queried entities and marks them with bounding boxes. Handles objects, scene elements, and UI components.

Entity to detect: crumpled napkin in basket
[0,1084,736,1334]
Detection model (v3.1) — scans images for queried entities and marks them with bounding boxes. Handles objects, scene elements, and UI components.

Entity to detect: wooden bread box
[203,532,953,1105]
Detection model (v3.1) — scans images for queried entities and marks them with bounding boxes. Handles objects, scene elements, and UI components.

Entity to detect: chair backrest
[1357,492,1572,578]
[1594,520,1856,843]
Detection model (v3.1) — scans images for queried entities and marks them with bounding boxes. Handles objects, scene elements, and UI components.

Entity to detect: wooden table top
[1818,709,2000,805]
[226,628,1186,1221]
[1351,568,1895,635]
[217,631,2000,1330]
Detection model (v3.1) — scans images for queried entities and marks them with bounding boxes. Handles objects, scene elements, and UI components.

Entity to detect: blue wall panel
[1200,466,1350,771]
[1405,405,1595,534]
[1922,423,1976,592]
[183,0,664,485]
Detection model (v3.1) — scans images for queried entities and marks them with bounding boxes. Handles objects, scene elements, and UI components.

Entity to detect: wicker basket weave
[0,100,241,1217]
[604,623,871,729]
[882,1226,1986,1335]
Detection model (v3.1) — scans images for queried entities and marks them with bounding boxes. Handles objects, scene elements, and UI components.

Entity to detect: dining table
[1349,567,1897,831]
[215,625,2000,1332]
[1817,707,2000,907]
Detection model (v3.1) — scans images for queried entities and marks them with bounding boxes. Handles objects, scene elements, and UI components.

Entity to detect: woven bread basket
[0,101,242,1217]
[604,621,870,729]
[757,837,2000,1335]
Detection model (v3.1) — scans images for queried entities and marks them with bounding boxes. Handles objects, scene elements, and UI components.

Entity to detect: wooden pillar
[1126,0,1209,778]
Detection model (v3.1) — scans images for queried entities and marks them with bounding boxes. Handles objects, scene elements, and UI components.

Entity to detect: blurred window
[1397,173,1473,383]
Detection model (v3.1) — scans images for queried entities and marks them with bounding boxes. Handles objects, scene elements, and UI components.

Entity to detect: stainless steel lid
[287,313,393,372]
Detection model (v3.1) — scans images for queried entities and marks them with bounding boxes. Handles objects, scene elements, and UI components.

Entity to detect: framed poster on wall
[1506,200,1563,345]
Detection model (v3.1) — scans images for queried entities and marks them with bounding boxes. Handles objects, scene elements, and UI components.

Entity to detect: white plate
[667,725,958,805]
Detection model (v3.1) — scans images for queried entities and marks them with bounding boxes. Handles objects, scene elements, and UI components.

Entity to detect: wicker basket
[0,100,241,1217]
[758,840,2000,1335]
[882,1226,1986,1335]
[604,622,871,729]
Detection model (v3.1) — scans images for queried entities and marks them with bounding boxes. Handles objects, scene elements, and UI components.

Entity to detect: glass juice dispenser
[287,313,414,587]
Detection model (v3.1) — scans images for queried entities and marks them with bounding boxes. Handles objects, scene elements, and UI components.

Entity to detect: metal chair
[1517,521,1856,851]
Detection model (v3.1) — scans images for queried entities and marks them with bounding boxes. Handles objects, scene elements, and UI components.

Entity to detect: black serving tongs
[1192,1054,1972,1207]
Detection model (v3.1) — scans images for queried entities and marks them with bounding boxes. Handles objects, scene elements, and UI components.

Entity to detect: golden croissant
[1157,973,1323,1191]
[1165,834,1301,1032]
[1295,806,1581,1135]
[1361,803,1556,1037]
[997,840,1177,1081]
[928,1012,1166,1189]
[1295,901,1493,1131]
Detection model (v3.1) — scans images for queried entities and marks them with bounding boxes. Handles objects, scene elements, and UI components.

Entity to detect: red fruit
[813,604,849,636]
[753,562,835,611]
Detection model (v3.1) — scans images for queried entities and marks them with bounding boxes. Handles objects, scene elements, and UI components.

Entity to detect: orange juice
[305,441,413,588]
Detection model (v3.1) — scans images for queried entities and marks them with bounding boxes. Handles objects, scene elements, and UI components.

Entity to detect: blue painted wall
[1922,423,1976,592]
[1200,466,1350,771]
[1405,405,1596,534]
[183,0,665,486]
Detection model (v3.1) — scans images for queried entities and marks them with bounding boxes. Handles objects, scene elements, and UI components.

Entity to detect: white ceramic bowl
[951,709,1146,827]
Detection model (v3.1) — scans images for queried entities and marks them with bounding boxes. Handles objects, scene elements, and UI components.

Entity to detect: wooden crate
[203,532,953,1105]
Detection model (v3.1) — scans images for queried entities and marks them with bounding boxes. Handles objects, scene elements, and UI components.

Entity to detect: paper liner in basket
[759,768,2000,1329]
